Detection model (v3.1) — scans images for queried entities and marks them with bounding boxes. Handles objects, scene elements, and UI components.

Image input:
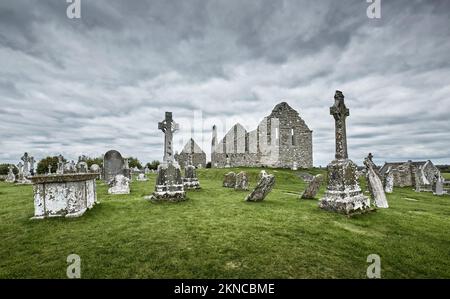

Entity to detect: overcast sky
[0,0,449,167]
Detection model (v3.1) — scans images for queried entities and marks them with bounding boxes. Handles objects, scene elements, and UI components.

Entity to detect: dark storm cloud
[0,0,449,166]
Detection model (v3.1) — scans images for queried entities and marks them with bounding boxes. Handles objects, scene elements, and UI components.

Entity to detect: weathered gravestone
[108,174,130,195]
[245,170,275,202]
[298,172,314,183]
[30,173,98,219]
[29,156,35,176]
[123,158,132,180]
[136,173,148,181]
[364,154,389,208]
[6,165,16,183]
[384,167,394,193]
[300,174,323,199]
[433,178,444,196]
[183,156,200,189]
[223,172,236,188]
[90,164,101,179]
[235,171,249,191]
[319,91,371,215]
[16,162,31,185]
[146,112,185,202]
[103,150,125,183]
[76,156,88,173]
[64,160,77,173]
[292,162,298,171]
[57,155,65,174]
[21,152,31,177]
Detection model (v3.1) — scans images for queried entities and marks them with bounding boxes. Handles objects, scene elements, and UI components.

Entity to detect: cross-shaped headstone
[158,112,179,162]
[330,90,349,160]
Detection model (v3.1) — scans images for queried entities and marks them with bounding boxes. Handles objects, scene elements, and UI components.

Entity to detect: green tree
[127,157,142,169]
[0,164,18,175]
[85,157,103,168]
[36,156,64,174]
[146,160,160,170]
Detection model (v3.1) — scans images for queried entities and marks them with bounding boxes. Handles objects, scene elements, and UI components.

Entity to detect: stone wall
[211,102,313,168]
[175,138,207,169]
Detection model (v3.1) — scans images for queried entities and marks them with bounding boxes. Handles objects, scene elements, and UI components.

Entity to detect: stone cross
[158,112,179,162]
[330,90,349,160]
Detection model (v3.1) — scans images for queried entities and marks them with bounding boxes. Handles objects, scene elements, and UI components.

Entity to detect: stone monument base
[146,161,186,202]
[319,159,371,215]
[183,178,201,189]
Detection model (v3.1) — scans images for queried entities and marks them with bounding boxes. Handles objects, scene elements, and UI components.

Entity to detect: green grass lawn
[0,167,449,279]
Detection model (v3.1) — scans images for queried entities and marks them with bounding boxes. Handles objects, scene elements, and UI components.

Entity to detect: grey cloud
[0,0,449,166]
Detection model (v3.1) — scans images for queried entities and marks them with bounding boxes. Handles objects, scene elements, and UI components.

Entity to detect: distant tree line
[437,165,450,173]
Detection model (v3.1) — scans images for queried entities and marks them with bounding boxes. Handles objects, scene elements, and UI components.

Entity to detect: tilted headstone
[245,170,275,202]
[6,165,16,183]
[301,174,323,199]
[364,154,389,208]
[108,174,130,195]
[223,172,236,188]
[319,91,370,215]
[234,171,249,191]
[146,112,185,202]
[103,150,125,183]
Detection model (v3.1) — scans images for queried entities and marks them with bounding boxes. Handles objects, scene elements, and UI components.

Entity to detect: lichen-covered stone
[245,171,275,202]
[108,174,130,195]
[183,165,200,189]
[364,154,389,208]
[30,173,98,219]
[223,172,236,188]
[300,174,323,199]
[146,112,186,202]
[319,91,370,216]
[136,173,148,181]
[5,166,15,183]
[103,150,125,183]
[235,171,249,191]
[384,169,394,193]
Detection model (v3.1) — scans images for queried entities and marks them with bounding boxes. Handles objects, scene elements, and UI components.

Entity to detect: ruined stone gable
[211,102,313,169]
[175,138,207,169]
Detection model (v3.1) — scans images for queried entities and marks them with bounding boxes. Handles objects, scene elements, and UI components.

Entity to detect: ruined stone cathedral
[211,102,313,169]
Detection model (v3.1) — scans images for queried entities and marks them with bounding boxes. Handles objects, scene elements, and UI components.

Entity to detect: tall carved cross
[158,112,179,162]
[330,90,349,160]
